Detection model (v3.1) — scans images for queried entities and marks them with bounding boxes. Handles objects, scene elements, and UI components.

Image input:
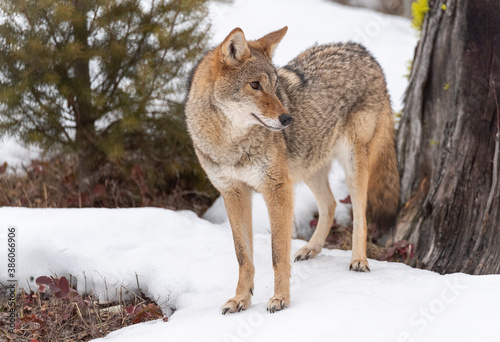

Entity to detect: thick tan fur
[185,27,400,314]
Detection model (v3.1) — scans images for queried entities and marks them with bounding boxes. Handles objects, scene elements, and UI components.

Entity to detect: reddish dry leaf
[35,276,52,286]
[381,240,415,262]
[20,314,45,326]
[57,277,70,296]
[339,195,352,204]
[0,162,7,174]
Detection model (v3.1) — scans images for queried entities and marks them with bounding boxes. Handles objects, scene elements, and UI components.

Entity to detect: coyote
[185,27,399,314]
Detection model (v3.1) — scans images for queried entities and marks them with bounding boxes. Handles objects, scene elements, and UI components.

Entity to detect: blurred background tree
[0,0,212,203]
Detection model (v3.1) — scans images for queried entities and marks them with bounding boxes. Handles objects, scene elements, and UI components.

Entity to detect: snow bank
[1,207,499,342]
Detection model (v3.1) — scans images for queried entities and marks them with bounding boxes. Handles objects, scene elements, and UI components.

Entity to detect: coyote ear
[220,28,251,67]
[256,26,288,58]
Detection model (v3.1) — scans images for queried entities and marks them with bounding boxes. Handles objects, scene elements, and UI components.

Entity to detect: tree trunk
[394,0,500,274]
[73,0,98,193]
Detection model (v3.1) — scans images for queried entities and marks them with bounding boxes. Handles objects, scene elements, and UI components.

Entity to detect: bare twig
[43,183,48,207]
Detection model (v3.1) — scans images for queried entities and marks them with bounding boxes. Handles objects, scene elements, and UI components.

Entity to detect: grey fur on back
[277,42,390,171]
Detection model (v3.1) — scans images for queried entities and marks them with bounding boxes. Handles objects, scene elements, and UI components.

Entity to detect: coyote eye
[250,81,261,90]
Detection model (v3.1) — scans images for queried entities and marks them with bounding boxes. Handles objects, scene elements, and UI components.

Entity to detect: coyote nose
[279,114,292,127]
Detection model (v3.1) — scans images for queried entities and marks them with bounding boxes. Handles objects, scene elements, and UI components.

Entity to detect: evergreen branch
[0,0,211,191]
[41,9,64,50]
[97,17,151,117]
[29,87,73,144]
[87,4,99,34]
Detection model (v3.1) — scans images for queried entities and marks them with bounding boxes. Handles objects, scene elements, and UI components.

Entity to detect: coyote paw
[350,259,370,272]
[221,296,250,315]
[293,245,320,262]
[266,295,289,313]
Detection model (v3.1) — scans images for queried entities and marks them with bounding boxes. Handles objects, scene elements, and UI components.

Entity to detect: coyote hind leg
[343,145,370,272]
[294,165,336,262]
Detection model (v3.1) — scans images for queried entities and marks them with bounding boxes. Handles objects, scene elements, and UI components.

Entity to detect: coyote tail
[367,129,400,229]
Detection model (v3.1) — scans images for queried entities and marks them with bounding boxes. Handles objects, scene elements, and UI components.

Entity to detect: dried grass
[0,155,217,215]
[0,276,168,342]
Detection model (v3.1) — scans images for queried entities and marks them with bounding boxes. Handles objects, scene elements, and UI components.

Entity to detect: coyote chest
[193,123,277,191]
[202,149,270,191]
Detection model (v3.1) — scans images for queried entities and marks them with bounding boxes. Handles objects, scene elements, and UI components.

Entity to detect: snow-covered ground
[2,207,499,342]
[3,0,499,341]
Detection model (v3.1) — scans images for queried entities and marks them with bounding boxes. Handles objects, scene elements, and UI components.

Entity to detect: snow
[2,207,499,341]
[2,1,498,341]
[0,137,40,172]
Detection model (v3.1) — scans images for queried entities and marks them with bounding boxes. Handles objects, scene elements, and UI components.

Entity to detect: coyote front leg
[262,176,294,313]
[221,183,255,314]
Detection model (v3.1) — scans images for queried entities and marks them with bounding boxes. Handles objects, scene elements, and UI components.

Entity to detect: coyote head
[193,27,291,132]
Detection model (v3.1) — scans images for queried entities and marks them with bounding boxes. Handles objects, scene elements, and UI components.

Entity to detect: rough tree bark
[394,0,500,274]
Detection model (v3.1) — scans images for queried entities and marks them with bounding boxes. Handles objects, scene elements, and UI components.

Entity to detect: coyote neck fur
[187,91,284,176]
